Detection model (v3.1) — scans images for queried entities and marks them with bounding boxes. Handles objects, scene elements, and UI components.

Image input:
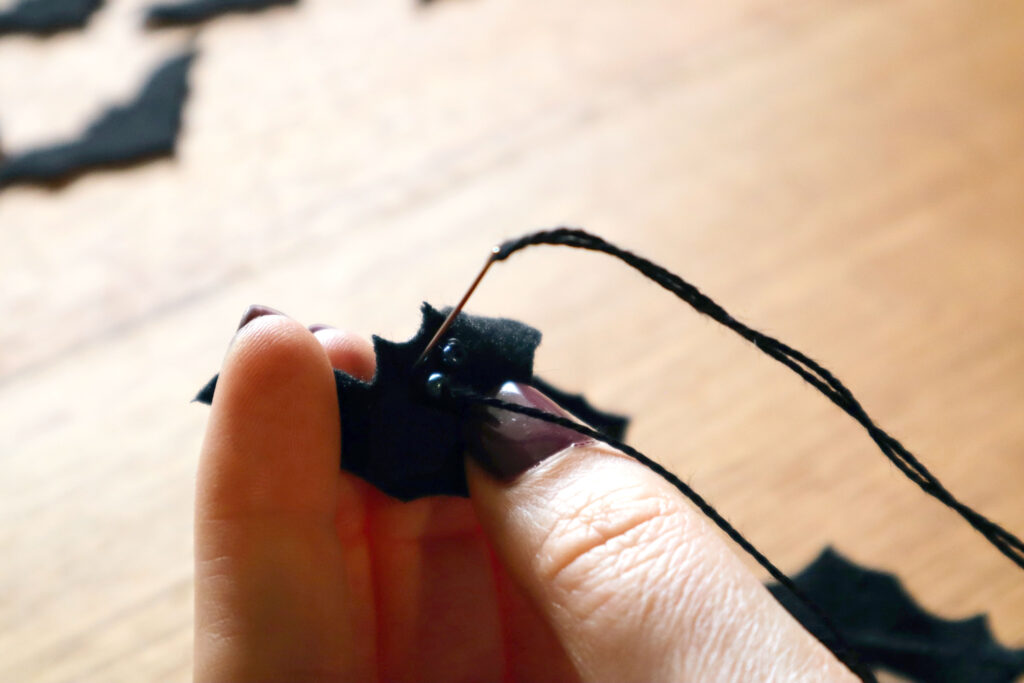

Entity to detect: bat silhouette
[0,49,195,191]
[770,548,1024,683]
[0,0,102,37]
[195,303,628,501]
[144,0,298,29]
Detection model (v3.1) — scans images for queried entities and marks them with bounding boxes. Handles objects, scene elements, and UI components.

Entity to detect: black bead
[425,372,449,400]
[441,339,466,368]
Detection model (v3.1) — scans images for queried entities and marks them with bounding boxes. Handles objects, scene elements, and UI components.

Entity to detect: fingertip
[312,327,377,381]
[200,314,341,519]
[223,314,334,407]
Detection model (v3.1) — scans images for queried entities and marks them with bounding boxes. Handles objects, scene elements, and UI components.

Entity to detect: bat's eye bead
[441,339,466,368]
[424,372,451,401]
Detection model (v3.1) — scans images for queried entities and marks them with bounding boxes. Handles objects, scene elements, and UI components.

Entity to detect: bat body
[196,303,627,500]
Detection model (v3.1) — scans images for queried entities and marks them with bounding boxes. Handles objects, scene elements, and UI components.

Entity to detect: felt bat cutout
[194,303,629,501]
[769,548,1024,683]
[0,0,102,37]
[0,50,195,190]
[144,0,297,29]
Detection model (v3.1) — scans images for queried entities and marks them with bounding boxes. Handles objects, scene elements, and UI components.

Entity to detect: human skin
[193,307,859,682]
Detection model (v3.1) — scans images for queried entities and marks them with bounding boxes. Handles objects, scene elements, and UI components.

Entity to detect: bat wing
[0,0,102,36]
[769,548,1024,683]
[0,50,194,189]
[145,0,298,29]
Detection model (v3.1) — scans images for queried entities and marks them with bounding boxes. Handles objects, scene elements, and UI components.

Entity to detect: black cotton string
[489,228,1024,571]
[416,227,1023,681]
[447,387,878,683]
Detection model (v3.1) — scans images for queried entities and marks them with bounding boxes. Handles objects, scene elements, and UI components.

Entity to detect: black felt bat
[0,0,102,37]
[195,303,628,501]
[770,548,1024,683]
[0,49,195,190]
[144,0,297,29]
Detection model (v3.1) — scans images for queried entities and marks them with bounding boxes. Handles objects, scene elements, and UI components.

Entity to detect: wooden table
[2,0,1022,680]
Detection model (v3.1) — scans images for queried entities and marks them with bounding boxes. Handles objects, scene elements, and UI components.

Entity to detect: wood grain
[1,0,1022,680]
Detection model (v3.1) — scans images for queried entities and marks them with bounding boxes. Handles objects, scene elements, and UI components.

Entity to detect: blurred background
[1,0,1022,680]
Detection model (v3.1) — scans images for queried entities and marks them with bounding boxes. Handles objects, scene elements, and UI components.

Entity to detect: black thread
[451,388,878,683]
[492,228,1024,569]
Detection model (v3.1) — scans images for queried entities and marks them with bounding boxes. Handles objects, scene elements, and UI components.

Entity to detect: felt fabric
[0,0,102,37]
[0,50,195,190]
[769,548,1024,682]
[145,0,298,29]
[195,303,630,500]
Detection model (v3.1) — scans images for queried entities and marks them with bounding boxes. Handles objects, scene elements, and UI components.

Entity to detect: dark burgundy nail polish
[237,304,284,331]
[466,382,591,481]
[308,323,334,333]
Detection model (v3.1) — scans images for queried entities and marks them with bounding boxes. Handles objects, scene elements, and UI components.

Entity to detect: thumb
[465,382,858,683]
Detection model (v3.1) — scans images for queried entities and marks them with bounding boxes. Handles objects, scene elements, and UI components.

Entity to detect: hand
[194,306,858,682]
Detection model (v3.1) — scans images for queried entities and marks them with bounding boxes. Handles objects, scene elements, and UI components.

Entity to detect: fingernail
[308,323,334,333]
[237,304,284,331]
[466,381,591,481]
